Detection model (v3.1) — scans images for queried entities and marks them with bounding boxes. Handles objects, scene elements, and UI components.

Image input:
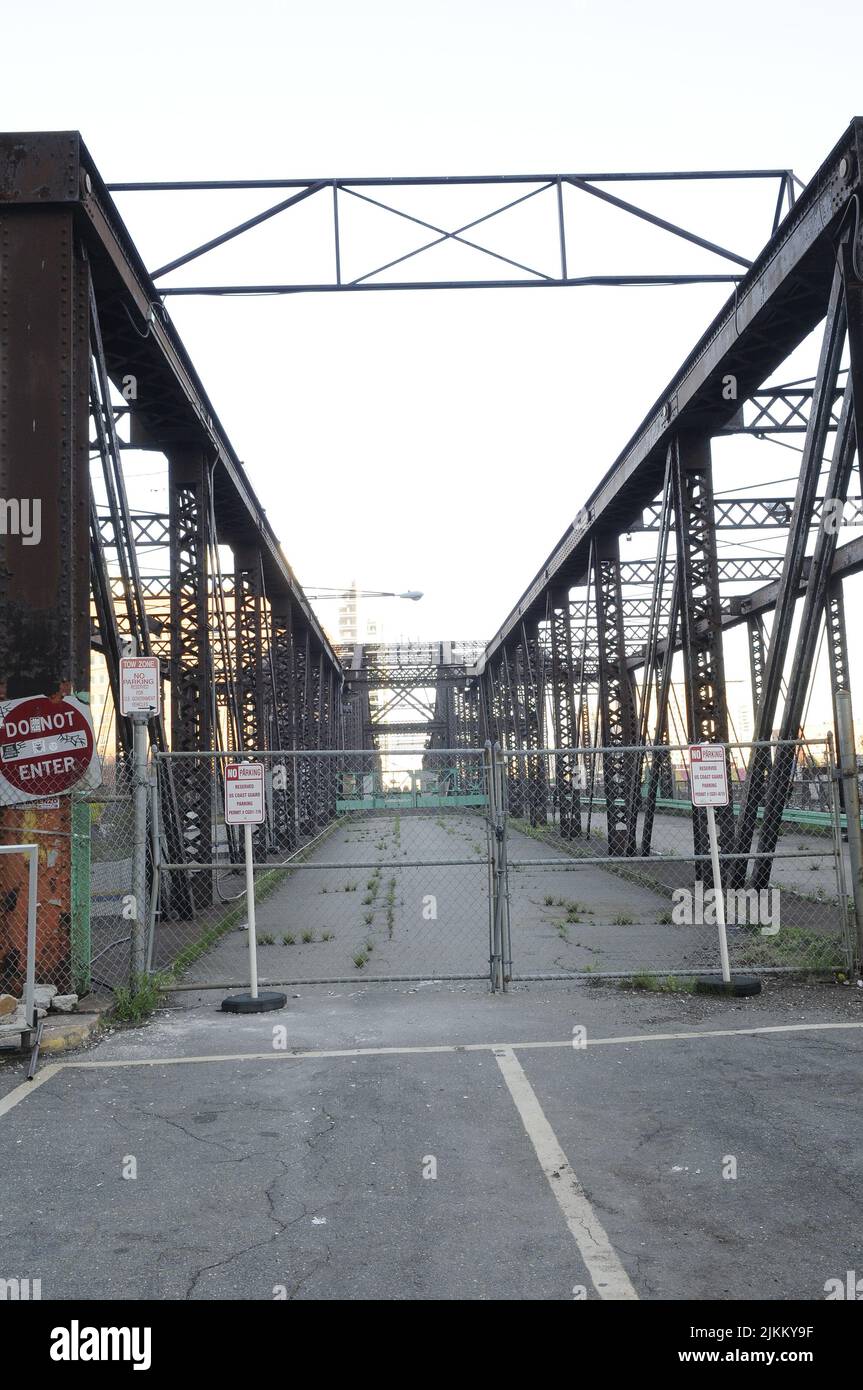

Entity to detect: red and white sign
[689,744,729,807]
[120,656,161,716]
[224,762,265,824]
[0,694,99,803]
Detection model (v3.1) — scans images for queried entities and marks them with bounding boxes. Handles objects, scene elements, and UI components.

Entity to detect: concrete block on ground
[51,994,79,1013]
[40,1013,102,1053]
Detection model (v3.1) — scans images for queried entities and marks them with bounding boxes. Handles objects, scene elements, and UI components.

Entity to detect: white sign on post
[224,762,265,824]
[689,743,729,807]
[119,656,161,716]
[689,744,732,984]
[225,762,266,1003]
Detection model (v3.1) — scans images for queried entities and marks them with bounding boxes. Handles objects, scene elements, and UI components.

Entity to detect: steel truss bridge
[3,124,863,947]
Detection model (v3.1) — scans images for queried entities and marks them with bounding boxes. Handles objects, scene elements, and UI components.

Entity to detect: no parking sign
[689,744,729,807]
[224,762,265,824]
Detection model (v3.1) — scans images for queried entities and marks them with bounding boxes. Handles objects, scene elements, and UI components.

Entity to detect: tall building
[337,582,360,644]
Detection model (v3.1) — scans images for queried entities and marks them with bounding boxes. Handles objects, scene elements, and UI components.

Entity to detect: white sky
[4,0,863,731]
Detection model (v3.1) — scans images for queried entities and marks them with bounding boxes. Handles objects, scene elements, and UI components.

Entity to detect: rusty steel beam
[0,179,90,993]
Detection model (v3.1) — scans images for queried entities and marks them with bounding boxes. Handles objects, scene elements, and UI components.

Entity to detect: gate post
[486,741,511,992]
[486,741,509,991]
[497,743,512,987]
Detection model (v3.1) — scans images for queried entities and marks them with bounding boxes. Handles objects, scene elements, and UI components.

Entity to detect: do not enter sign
[0,695,99,804]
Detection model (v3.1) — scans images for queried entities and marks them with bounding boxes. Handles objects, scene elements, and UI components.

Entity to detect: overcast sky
[4,0,863,728]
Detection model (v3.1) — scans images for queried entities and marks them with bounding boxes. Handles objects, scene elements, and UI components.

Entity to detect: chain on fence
[152,750,495,988]
[501,739,855,981]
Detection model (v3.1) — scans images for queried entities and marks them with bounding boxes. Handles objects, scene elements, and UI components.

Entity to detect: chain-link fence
[152,749,495,987]
[1,735,857,1006]
[0,757,137,1002]
[501,739,855,981]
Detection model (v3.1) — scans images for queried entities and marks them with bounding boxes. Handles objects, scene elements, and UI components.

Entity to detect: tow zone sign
[0,695,99,804]
[119,656,161,716]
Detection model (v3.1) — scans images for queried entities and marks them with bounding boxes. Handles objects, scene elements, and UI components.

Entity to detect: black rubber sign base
[221,991,287,1014]
[695,975,762,997]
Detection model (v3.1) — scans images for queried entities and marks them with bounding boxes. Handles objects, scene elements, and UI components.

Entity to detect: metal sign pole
[245,821,259,1001]
[691,743,760,998]
[130,713,149,983]
[706,803,731,984]
[221,760,286,1015]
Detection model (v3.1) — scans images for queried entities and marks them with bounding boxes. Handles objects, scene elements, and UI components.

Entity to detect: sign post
[689,744,760,997]
[221,762,286,1015]
[119,658,160,984]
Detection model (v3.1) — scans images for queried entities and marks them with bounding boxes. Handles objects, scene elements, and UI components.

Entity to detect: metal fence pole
[146,769,161,975]
[131,714,150,983]
[24,845,38,1027]
[835,689,863,970]
[484,742,497,989]
[498,744,512,988]
[485,742,502,991]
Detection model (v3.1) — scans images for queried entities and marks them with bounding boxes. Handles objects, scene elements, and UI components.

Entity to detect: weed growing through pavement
[112,972,172,1023]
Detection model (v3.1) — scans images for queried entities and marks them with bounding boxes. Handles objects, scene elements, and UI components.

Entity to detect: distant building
[337,582,360,644]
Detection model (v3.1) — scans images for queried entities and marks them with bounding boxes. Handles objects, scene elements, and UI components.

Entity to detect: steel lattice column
[521,621,547,826]
[825,575,853,834]
[311,646,327,826]
[732,253,849,887]
[169,448,214,904]
[501,647,526,816]
[753,354,859,885]
[234,548,267,852]
[593,535,638,855]
[827,578,851,718]
[747,615,767,715]
[234,549,267,752]
[671,433,734,867]
[549,590,580,838]
[293,626,313,832]
[479,668,496,745]
[270,601,297,850]
[640,577,678,855]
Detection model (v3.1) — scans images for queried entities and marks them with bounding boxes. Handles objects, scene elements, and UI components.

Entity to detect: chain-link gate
[152,749,497,988]
[498,739,856,983]
[2,736,856,1005]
